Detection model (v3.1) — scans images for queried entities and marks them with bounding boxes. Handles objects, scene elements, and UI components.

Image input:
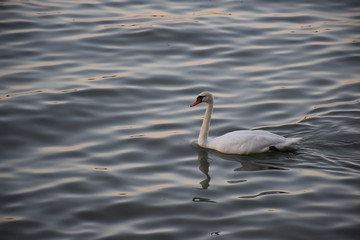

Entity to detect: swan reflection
[197,147,288,189]
[197,148,211,189]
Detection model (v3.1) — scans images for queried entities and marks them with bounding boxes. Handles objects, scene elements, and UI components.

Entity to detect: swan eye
[197,96,205,101]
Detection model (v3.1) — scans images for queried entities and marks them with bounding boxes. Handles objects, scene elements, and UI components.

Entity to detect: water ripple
[1,0,360,239]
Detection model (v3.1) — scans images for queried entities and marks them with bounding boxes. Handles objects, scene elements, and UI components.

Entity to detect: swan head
[190,91,213,107]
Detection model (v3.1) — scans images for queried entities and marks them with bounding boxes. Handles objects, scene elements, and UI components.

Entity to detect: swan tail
[276,137,302,150]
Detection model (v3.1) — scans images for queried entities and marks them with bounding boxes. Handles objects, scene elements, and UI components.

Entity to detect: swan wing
[207,130,294,154]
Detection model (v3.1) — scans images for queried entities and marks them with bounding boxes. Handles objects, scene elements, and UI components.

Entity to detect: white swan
[190,92,301,155]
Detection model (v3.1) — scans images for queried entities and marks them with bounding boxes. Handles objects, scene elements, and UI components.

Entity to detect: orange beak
[190,98,202,107]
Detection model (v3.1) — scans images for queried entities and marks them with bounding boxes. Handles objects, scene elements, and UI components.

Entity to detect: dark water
[1,0,360,239]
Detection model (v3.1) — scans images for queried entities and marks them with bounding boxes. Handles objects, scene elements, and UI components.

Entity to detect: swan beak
[190,99,201,107]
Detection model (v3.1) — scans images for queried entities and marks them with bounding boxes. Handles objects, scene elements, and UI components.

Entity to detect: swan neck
[198,102,213,147]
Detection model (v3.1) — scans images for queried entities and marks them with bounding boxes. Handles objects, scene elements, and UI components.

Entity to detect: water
[1,0,360,239]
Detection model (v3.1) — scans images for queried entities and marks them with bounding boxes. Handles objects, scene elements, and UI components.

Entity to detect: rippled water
[1,0,360,239]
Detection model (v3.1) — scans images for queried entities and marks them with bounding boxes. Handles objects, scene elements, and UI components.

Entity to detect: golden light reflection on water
[28,168,59,174]
[85,73,127,81]
[342,79,360,84]
[127,130,185,138]
[151,120,173,124]
[27,0,57,7]
[6,28,42,34]
[71,9,233,24]
[140,184,171,192]
[113,192,133,196]
[32,11,68,16]
[120,163,148,170]
[0,88,79,100]
[265,209,281,212]
[12,85,30,90]
[43,142,96,152]
[262,13,305,17]
[44,101,66,104]
[108,19,199,28]
[1,217,21,222]
[183,180,199,185]
[114,125,140,130]
[0,70,21,77]
[182,59,224,66]
[303,170,326,177]
[283,28,336,35]
[62,33,103,41]
[65,9,236,28]
[93,167,110,171]
[275,18,360,36]
[3,0,58,7]
[236,66,277,71]
[311,99,360,110]
[297,97,359,122]
[15,62,59,69]
[275,86,294,89]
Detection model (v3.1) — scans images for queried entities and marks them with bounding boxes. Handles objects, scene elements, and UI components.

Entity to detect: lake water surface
[1,0,360,239]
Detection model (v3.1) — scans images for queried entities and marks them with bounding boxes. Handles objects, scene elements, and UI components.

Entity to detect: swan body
[190,92,301,155]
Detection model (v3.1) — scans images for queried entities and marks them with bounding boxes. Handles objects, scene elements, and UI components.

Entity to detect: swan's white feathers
[207,130,299,154]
